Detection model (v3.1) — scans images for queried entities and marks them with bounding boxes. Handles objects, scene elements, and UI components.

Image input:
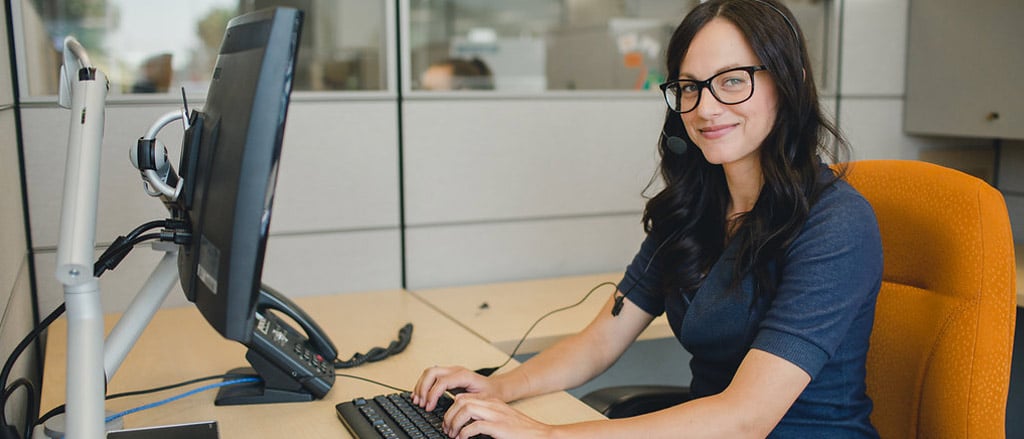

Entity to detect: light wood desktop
[1016,243,1023,307]
[39,290,603,438]
[412,273,674,356]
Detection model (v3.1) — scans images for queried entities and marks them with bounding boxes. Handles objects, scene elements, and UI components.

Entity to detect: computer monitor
[173,7,338,406]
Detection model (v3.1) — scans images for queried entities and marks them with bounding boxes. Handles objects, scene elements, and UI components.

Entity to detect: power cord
[93,219,190,277]
[0,303,66,439]
[2,379,35,439]
[474,281,618,377]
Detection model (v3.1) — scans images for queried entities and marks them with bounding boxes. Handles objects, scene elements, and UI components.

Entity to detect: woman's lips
[698,123,737,140]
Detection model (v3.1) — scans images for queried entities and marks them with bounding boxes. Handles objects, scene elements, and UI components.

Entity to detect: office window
[17,0,387,97]
[407,0,833,92]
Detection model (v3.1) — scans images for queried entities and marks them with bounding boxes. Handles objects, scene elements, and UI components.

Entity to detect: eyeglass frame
[659,65,768,114]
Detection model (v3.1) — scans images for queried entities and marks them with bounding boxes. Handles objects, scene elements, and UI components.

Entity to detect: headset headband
[749,0,800,42]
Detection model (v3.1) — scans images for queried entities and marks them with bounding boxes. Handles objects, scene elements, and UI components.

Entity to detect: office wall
[838,1,1023,240]
[0,3,38,437]
[402,96,660,289]
[21,99,404,316]
[837,0,982,161]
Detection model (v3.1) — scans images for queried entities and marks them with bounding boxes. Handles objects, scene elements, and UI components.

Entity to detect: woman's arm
[413,291,654,410]
[444,348,810,439]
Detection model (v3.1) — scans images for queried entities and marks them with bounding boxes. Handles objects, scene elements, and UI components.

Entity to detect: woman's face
[678,18,778,169]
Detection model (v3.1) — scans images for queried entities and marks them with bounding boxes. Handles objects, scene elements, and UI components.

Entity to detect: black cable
[3,219,186,435]
[94,217,191,278]
[0,303,65,438]
[123,220,168,241]
[474,281,618,377]
[35,373,257,427]
[106,373,257,401]
[3,378,35,439]
[94,232,164,277]
[124,233,163,248]
[335,373,410,394]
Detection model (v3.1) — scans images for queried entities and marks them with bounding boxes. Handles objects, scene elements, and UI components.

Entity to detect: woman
[414,0,882,437]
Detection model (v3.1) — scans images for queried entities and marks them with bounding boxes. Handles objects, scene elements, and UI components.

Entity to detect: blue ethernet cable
[103,377,260,424]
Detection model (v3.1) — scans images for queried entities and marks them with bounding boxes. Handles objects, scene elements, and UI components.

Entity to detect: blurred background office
[1,0,1021,436]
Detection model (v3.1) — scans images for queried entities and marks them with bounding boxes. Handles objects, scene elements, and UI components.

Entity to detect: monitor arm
[54,37,185,439]
[54,35,108,439]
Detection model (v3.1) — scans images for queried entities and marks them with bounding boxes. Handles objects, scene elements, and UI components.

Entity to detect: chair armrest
[580,385,691,418]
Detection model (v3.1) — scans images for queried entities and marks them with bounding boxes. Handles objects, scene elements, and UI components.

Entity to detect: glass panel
[408,0,831,92]
[18,0,387,97]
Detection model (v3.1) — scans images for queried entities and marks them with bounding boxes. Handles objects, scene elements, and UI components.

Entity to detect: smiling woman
[411,1,882,437]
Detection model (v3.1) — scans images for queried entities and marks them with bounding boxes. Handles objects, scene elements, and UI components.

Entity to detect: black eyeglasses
[659,65,768,114]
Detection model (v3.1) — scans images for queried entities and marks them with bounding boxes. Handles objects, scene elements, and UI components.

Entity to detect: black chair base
[580,385,691,419]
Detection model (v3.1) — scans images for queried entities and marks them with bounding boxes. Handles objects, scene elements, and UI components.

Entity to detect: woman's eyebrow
[678,63,746,80]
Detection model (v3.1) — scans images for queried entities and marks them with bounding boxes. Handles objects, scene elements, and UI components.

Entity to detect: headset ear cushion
[131,138,169,172]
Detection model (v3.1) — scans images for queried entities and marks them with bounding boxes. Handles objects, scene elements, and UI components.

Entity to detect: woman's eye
[679,83,699,94]
[719,76,748,89]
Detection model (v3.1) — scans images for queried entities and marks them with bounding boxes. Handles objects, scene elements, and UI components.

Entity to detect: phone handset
[256,284,339,361]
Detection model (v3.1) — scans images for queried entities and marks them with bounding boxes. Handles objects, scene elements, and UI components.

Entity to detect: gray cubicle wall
[21,97,405,316]
[0,3,38,436]
[401,95,661,289]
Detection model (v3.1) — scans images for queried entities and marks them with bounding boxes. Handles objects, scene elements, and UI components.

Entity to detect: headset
[129,92,190,201]
[751,0,800,43]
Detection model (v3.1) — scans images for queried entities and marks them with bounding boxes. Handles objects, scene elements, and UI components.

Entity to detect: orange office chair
[583,160,1017,437]
[843,159,1016,437]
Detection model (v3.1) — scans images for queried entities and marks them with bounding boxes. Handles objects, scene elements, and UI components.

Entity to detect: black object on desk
[106,421,218,438]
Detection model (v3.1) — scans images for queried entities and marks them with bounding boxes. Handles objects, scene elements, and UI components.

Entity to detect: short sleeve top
[619,176,882,437]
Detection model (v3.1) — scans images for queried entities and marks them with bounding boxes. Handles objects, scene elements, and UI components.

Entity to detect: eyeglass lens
[664,68,757,113]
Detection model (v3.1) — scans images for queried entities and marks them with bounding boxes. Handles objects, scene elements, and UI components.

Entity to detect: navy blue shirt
[620,177,882,437]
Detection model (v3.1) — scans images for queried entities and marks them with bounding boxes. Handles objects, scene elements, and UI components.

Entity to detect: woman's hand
[413,365,502,411]
[443,393,554,439]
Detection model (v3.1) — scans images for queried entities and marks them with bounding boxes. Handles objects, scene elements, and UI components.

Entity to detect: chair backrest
[841,160,1016,438]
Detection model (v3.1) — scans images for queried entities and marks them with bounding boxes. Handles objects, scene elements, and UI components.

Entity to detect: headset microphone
[666,135,688,155]
[662,129,688,155]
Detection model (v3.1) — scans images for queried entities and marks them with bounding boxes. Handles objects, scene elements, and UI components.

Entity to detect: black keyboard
[337,391,493,439]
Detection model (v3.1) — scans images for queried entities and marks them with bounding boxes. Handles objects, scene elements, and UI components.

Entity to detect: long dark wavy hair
[645,0,851,300]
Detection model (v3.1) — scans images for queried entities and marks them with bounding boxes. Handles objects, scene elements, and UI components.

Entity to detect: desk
[412,273,673,355]
[39,290,603,437]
